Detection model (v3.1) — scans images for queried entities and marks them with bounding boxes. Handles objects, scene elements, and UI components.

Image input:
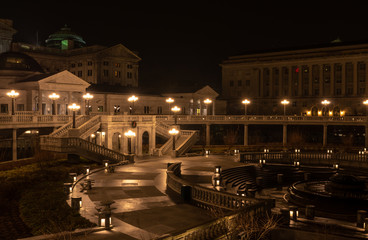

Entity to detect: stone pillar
[323,124,328,147]
[137,127,142,156]
[80,92,85,116]
[68,91,72,115]
[38,89,43,115]
[12,128,17,161]
[244,124,248,146]
[330,63,335,97]
[353,61,358,96]
[206,124,211,146]
[342,62,346,95]
[150,123,156,155]
[283,124,287,147]
[212,101,215,115]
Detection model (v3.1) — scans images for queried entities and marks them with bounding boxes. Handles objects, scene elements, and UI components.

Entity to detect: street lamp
[281,99,289,116]
[48,93,60,115]
[124,130,136,154]
[321,99,330,116]
[169,127,179,157]
[6,90,19,115]
[128,95,138,114]
[171,106,181,125]
[166,98,174,114]
[242,99,251,116]
[68,103,80,128]
[83,93,94,115]
[203,98,213,116]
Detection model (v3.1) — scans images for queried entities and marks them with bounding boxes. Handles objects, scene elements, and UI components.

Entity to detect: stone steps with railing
[49,115,92,138]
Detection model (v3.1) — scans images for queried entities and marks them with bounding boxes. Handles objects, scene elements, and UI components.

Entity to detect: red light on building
[295,67,299,73]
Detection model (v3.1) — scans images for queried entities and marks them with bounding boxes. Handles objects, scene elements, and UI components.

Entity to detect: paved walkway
[70,154,242,240]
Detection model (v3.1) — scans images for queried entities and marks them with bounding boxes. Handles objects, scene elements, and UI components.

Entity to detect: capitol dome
[45,25,86,50]
[0,51,44,73]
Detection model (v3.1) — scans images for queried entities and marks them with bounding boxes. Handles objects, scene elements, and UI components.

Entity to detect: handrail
[49,115,90,137]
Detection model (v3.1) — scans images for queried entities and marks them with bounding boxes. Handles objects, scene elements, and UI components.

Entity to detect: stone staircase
[49,115,92,137]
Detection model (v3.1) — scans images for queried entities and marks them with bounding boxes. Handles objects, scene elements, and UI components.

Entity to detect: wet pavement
[70,154,243,240]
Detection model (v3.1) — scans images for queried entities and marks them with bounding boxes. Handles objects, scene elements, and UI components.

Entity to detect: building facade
[221,42,368,116]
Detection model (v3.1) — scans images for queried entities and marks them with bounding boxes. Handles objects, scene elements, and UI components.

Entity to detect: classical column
[206,124,211,146]
[341,62,346,95]
[323,124,328,147]
[353,61,357,96]
[308,64,313,96]
[38,89,43,115]
[12,128,17,161]
[319,64,323,97]
[282,124,287,147]
[212,100,215,115]
[330,63,335,97]
[150,124,156,155]
[244,124,248,146]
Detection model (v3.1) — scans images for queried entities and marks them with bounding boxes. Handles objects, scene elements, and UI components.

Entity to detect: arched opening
[142,131,149,154]
[333,106,340,116]
[311,106,318,116]
[112,132,121,152]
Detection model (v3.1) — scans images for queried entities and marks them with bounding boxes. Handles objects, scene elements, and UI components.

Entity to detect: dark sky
[1,1,368,94]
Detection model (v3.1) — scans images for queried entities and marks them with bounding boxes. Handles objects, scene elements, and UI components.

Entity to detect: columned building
[221,41,368,116]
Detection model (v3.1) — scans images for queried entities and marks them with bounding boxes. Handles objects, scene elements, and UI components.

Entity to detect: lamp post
[169,127,179,157]
[171,106,181,125]
[281,99,289,116]
[48,93,60,115]
[166,98,174,114]
[128,95,138,114]
[6,90,19,115]
[321,99,330,116]
[124,130,136,154]
[68,103,80,128]
[83,93,94,115]
[203,98,212,116]
[242,99,251,116]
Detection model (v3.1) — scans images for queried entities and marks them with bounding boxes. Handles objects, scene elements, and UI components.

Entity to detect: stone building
[221,41,368,116]
[0,19,16,54]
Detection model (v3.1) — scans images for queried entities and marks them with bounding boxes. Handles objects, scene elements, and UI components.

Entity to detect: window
[103,61,109,66]
[77,71,82,77]
[1,104,8,113]
[336,88,341,95]
[238,80,242,86]
[87,70,92,76]
[144,106,150,114]
[347,87,353,95]
[17,104,24,111]
[103,70,109,77]
[157,106,162,114]
[78,63,82,67]
[245,80,250,86]
[127,72,132,78]
[114,71,121,77]
[314,89,319,96]
[127,64,133,69]
[292,101,297,107]
[98,106,104,112]
[230,80,234,87]
[71,63,75,68]
[87,61,93,66]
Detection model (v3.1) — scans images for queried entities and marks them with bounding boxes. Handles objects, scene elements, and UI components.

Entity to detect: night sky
[1,1,368,94]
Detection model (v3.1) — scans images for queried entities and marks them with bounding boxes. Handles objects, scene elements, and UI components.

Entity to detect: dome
[45,25,86,50]
[0,52,44,73]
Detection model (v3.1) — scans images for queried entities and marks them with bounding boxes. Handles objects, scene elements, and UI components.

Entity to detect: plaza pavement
[71,154,243,240]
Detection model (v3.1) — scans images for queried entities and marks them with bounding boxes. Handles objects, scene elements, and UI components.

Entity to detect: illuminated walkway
[73,154,242,240]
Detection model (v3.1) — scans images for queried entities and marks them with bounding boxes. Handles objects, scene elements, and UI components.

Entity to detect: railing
[49,115,90,137]
[77,115,101,139]
[176,130,198,156]
[39,136,127,163]
[240,151,368,168]
[161,162,274,240]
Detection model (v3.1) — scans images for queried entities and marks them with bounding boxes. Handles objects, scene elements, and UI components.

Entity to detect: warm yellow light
[169,127,179,135]
[128,95,138,103]
[203,98,212,104]
[48,92,60,100]
[340,111,345,116]
[171,106,181,113]
[281,99,289,105]
[124,130,136,137]
[318,111,322,116]
[363,100,368,105]
[166,97,174,103]
[306,111,311,116]
[83,93,94,100]
[329,111,333,116]
[6,90,19,98]
[68,103,80,111]
[321,99,330,105]
[242,99,251,105]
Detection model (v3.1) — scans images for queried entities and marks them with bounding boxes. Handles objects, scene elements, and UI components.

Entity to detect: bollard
[305,205,315,220]
[280,208,290,225]
[214,166,222,175]
[98,211,112,229]
[64,183,73,194]
[304,172,311,181]
[357,210,367,228]
[71,197,82,211]
[69,173,77,182]
[103,160,109,168]
[277,174,283,190]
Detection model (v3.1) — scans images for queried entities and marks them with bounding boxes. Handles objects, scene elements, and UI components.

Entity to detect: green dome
[45,25,86,50]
